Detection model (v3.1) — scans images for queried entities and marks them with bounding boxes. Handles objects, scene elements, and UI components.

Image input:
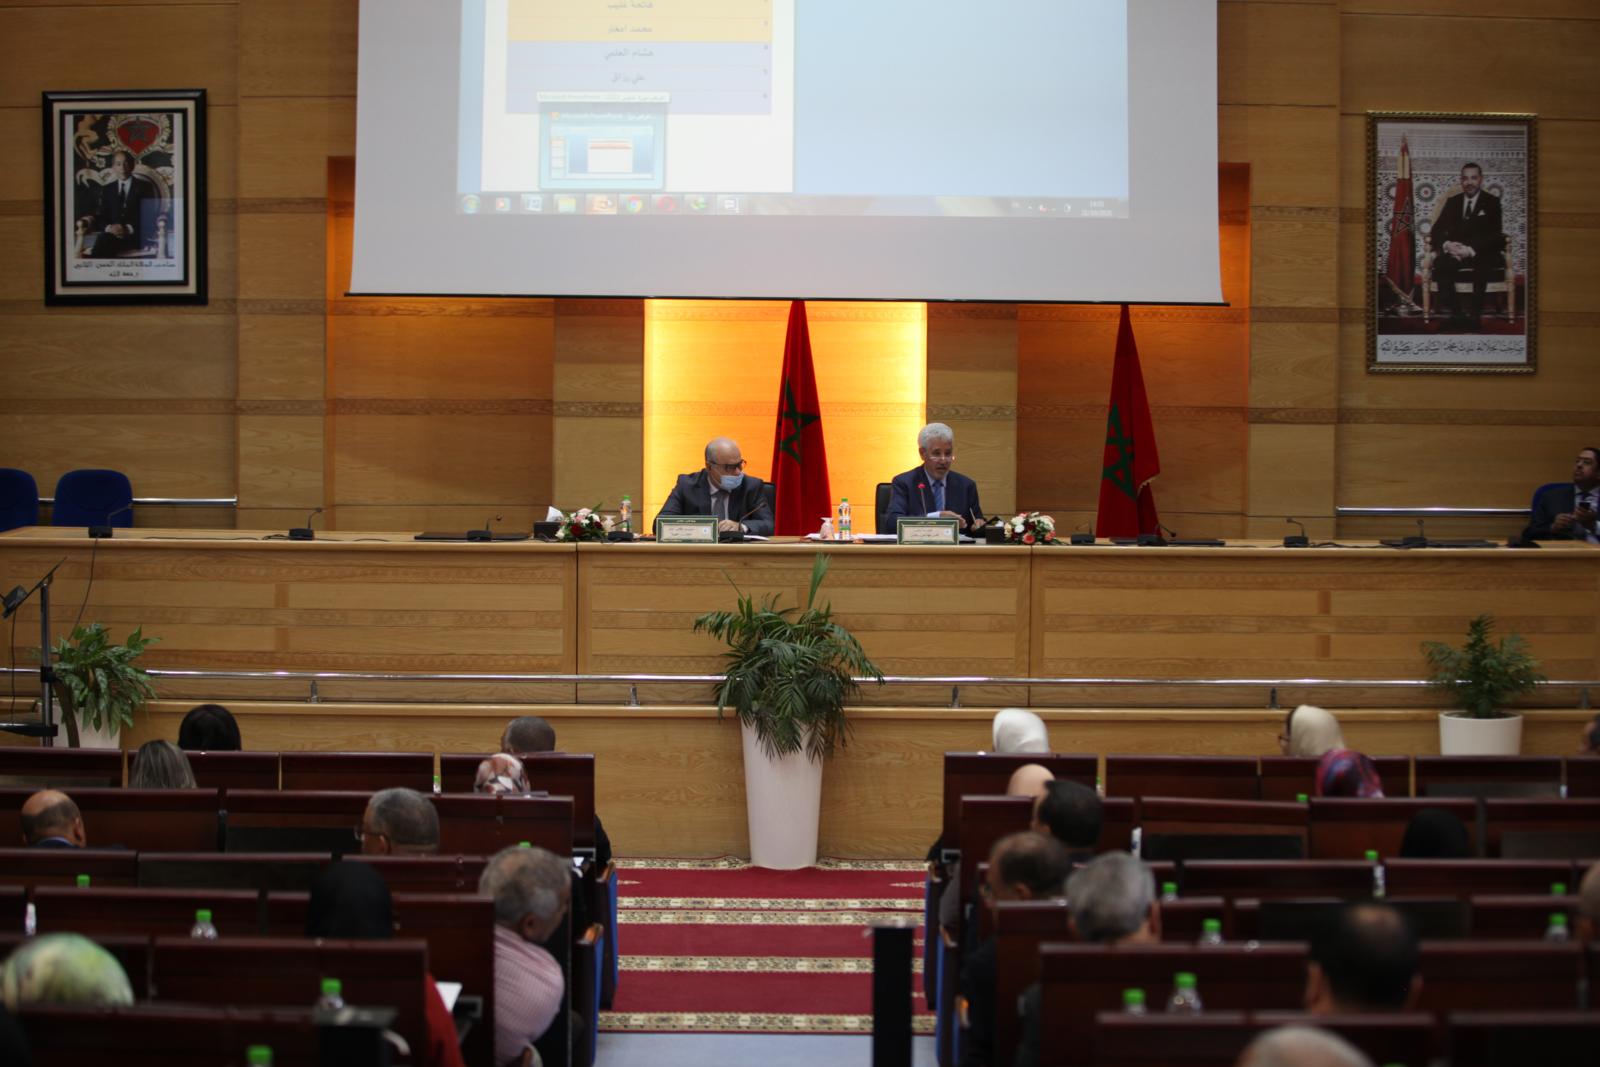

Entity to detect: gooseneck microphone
[88,502,133,539]
[917,482,929,515]
[1283,516,1309,547]
[289,506,323,541]
[468,515,504,542]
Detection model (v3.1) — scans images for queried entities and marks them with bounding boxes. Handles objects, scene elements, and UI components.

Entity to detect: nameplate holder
[896,518,960,546]
[656,516,718,544]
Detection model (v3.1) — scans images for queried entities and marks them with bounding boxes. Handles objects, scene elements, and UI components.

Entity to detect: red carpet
[600,858,935,1035]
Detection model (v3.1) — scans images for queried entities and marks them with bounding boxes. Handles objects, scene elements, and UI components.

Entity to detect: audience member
[305,863,465,1067]
[128,739,196,789]
[176,703,241,751]
[959,832,1071,1067]
[1399,807,1472,859]
[1016,851,1159,1067]
[1031,778,1101,863]
[991,708,1049,754]
[359,788,439,856]
[1305,903,1420,1013]
[19,790,84,848]
[480,845,570,1067]
[475,753,532,795]
[0,933,133,1008]
[1578,860,1600,943]
[1279,704,1385,797]
[1578,713,1600,756]
[499,716,612,870]
[1236,1026,1374,1067]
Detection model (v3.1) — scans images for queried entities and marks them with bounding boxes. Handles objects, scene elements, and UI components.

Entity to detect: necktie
[933,481,945,513]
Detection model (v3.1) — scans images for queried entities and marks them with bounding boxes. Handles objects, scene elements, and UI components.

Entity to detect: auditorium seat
[1566,755,1600,797]
[185,749,280,791]
[1484,798,1600,858]
[1383,858,1574,898]
[138,852,333,892]
[1468,894,1574,940]
[1137,797,1307,862]
[0,468,39,532]
[17,1003,323,1067]
[50,468,132,528]
[1178,860,1375,901]
[1258,755,1411,800]
[1308,797,1479,859]
[0,885,24,931]
[1104,756,1259,800]
[0,745,122,787]
[345,853,490,893]
[433,792,575,856]
[938,752,1097,852]
[0,787,221,852]
[1415,755,1562,798]
[1447,1011,1600,1066]
[221,789,367,855]
[278,751,434,792]
[439,751,599,852]
[31,886,261,940]
[992,899,1072,1066]
[1092,1012,1435,1067]
[0,847,138,888]
[1416,942,1585,1012]
[955,795,1035,922]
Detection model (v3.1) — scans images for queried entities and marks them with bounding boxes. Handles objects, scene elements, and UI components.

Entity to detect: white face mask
[718,473,744,490]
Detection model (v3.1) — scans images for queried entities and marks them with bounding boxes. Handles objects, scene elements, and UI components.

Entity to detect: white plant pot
[72,716,122,751]
[1438,711,1523,756]
[739,719,823,870]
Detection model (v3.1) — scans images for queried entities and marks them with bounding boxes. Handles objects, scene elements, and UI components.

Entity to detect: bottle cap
[1364,849,1379,862]
[519,840,531,848]
[1202,918,1222,934]
[1296,793,1309,803]
[1550,913,1568,926]
[195,909,212,923]
[75,874,90,888]
[1121,988,1145,1007]
[1552,882,1568,896]
[246,1047,273,1066]
[1161,881,1177,896]
[321,977,342,998]
[1174,971,1197,989]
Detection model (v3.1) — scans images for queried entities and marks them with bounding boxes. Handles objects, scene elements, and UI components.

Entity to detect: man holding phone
[1523,447,1600,543]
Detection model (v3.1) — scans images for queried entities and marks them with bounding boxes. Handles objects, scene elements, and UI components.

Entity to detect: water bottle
[1544,913,1570,942]
[619,496,632,533]
[1160,881,1178,903]
[1365,850,1385,899]
[190,908,218,940]
[432,773,442,795]
[316,977,345,1012]
[838,498,852,539]
[75,874,90,889]
[246,1047,273,1067]
[23,903,36,936]
[1166,972,1203,1014]
[1296,793,1309,804]
[1552,882,1568,896]
[1122,988,1147,1015]
[1198,918,1224,946]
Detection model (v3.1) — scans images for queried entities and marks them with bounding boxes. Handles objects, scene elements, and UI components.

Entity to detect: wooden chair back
[1484,798,1600,858]
[1383,858,1573,898]
[186,750,280,791]
[1416,941,1586,1012]
[137,852,334,892]
[1179,860,1375,901]
[0,746,122,787]
[0,846,138,888]
[1308,797,1478,859]
[440,752,598,850]
[1414,756,1562,798]
[1258,756,1410,800]
[32,885,261,939]
[15,1003,320,1067]
[1104,756,1259,801]
[0,786,221,852]
[1447,1011,1600,1066]
[278,751,434,792]
[940,753,1096,847]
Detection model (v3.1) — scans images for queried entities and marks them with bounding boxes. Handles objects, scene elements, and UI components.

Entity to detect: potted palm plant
[694,554,883,868]
[51,623,158,749]
[1422,613,1544,755]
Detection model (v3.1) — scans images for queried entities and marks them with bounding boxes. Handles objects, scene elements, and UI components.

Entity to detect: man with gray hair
[658,435,774,535]
[1236,1026,1374,1067]
[358,788,439,856]
[881,422,984,532]
[1068,851,1161,944]
[481,845,571,1066]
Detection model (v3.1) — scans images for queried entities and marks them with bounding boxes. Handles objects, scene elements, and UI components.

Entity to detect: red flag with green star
[1094,304,1161,537]
[769,300,832,535]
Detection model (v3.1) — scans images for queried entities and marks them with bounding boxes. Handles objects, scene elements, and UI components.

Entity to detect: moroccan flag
[1383,136,1416,305]
[768,300,832,535]
[1094,305,1161,538]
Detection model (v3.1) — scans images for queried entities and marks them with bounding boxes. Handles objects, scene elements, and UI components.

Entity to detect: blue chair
[51,469,133,528]
[1530,481,1567,513]
[0,469,40,531]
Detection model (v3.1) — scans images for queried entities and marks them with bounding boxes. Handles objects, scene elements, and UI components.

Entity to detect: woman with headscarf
[474,753,532,796]
[991,709,1050,754]
[306,863,467,1067]
[1279,704,1385,798]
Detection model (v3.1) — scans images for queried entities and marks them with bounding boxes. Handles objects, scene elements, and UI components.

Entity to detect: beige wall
[1,2,1596,542]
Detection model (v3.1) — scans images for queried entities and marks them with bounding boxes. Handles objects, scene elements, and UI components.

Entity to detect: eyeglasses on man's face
[709,459,746,475]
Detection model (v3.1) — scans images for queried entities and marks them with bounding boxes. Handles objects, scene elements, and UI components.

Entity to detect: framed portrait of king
[43,89,207,305]
[1367,112,1535,374]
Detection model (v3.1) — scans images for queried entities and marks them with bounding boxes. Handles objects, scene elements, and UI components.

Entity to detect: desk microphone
[289,506,323,541]
[1402,518,1428,547]
[1283,517,1309,547]
[917,482,929,515]
[468,515,503,542]
[1136,523,1173,547]
[88,503,133,539]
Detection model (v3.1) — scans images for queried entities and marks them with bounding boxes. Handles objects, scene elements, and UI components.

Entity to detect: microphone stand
[0,560,65,743]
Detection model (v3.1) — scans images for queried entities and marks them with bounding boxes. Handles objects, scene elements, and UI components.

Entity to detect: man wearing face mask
[658,436,775,536]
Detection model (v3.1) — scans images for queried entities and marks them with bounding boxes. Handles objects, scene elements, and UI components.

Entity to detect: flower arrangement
[555,506,612,542]
[1004,511,1057,545]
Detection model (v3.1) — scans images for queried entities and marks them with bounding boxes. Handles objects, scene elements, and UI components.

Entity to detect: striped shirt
[492,924,564,1067]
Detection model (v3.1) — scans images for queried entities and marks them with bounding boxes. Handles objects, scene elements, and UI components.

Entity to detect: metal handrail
[38,496,238,508]
[1336,506,1525,518]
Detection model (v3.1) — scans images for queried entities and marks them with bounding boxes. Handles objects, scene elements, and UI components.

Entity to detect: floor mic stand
[0,560,64,745]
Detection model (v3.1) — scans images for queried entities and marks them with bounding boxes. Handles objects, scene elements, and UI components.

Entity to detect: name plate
[896,517,960,545]
[656,516,718,544]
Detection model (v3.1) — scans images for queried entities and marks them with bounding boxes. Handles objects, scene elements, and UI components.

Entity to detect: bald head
[1006,762,1055,800]
[1307,903,1419,1013]
[21,790,85,847]
[1237,1026,1373,1067]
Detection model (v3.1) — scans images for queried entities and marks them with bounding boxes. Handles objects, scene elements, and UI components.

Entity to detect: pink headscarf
[474,753,530,795]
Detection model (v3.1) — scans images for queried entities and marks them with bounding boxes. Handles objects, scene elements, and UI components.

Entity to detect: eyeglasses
[352,825,387,847]
[709,459,747,474]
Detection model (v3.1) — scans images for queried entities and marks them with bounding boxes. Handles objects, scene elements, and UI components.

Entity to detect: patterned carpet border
[621,955,923,975]
[621,908,922,927]
[601,1012,937,1035]
[618,857,925,872]
[620,895,924,911]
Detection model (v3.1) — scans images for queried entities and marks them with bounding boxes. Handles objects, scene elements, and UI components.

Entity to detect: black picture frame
[42,88,207,306]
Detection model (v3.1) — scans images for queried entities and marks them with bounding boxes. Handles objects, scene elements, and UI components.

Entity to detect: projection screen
[353,0,1221,304]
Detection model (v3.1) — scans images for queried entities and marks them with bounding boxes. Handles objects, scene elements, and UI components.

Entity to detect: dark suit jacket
[658,471,774,537]
[30,837,80,849]
[90,173,158,256]
[1430,190,1503,268]
[1523,483,1597,542]
[881,466,983,534]
[958,934,999,1067]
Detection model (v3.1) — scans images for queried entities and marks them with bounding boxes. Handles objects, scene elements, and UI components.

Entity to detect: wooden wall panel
[927,304,1017,518]
[555,299,643,520]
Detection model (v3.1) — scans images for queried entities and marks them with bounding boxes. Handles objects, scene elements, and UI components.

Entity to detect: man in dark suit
[21,789,86,848]
[1428,162,1503,328]
[658,436,774,536]
[880,422,983,533]
[81,149,157,258]
[1522,446,1599,543]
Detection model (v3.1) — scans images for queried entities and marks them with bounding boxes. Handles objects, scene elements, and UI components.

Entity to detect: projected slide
[456,0,1129,219]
